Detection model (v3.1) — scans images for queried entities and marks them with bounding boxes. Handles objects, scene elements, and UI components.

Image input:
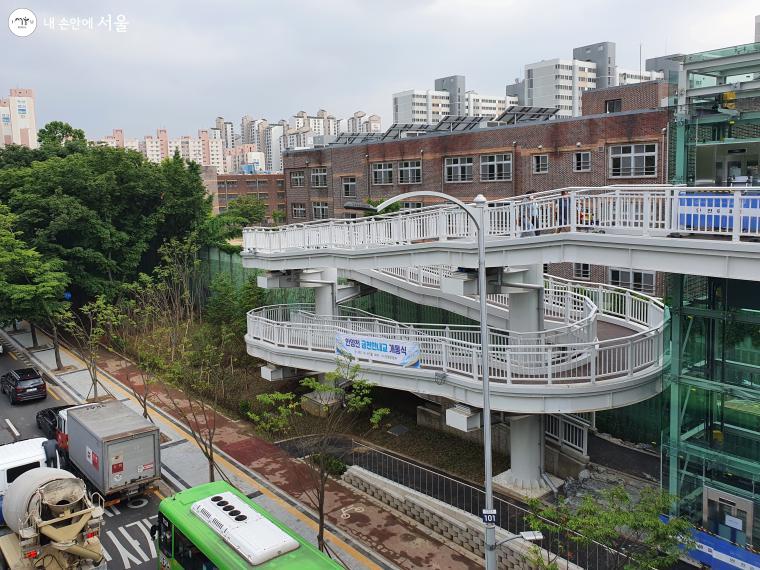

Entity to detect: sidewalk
[3,325,480,570]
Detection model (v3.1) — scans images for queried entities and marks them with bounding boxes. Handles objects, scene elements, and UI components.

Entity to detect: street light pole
[346,191,496,568]
[475,195,497,570]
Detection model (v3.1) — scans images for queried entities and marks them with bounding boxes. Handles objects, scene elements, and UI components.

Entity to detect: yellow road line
[8,352,17,360]
[57,345,381,569]
[47,385,61,401]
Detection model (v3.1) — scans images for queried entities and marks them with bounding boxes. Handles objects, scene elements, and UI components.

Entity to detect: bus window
[174,527,217,570]
[157,513,172,557]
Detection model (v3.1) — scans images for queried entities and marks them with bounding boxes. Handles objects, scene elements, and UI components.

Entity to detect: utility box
[445,405,482,432]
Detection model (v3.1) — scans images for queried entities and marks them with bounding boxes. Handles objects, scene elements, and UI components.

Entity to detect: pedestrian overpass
[241,185,760,496]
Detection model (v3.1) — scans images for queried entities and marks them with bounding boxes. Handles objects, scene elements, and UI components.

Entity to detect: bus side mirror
[150,525,158,540]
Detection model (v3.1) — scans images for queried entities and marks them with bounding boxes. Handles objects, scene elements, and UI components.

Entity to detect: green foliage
[205,273,240,328]
[36,121,88,158]
[0,204,69,325]
[271,210,286,225]
[363,198,401,217]
[223,195,268,226]
[248,391,300,434]
[0,144,47,169]
[309,453,347,478]
[238,399,252,417]
[0,126,210,300]
[527,486,694,570]
[525,545,560,570]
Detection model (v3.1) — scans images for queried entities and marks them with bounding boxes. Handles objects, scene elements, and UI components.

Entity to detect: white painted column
[311,268,338,317]
[494,264,554,498]
[505,264,544,334]
[502,415,544,490]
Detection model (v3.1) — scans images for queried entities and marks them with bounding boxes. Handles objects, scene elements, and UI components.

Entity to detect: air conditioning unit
[446,405,481,432]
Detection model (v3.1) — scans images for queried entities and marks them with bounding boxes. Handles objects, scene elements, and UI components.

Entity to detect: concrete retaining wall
[343,465,582,570]
[417,405,589,479]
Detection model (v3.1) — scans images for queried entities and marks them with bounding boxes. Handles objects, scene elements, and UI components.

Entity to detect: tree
[223,195,268,226]
[527,486,694,570]
[59,295,123,400]
[0,144,46,169]
[0,138,210,300]
[0,205,69,362]
[249,356,389,554]
[271,210,286,226]
[37,121,87,156]
[363,198,401,217]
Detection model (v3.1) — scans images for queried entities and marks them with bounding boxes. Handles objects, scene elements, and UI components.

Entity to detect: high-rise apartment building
[215,116,235,150]
[393,76,512,124]
[0,88,38,149]
[263,122,286,172]
[525,59,597,117]
[524,55,662,117]
[346,111,382,133]
[102,128,224,173]
[139,136,164,163]
[225,144,266,174]
[573,42,617,88]
[434,75,467,115]
[289,110,340,137]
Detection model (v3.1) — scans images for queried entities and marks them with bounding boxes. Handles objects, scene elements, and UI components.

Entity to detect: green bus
[155,481,343,569]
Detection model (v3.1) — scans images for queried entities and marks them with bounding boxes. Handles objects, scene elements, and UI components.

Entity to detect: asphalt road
[0,350,163,570]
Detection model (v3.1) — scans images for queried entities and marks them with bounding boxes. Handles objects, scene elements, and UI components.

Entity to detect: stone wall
[343,465,582,570]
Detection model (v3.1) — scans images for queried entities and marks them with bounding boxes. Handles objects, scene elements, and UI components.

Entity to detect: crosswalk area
[100,498,159,570]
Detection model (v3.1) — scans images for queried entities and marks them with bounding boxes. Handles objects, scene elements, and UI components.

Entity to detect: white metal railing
[544,414,589,455]
[246,289,668,386]
[242,186,760,253]
[373,266,599,346]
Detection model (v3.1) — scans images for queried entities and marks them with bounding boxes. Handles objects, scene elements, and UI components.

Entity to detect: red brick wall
[581,81,672,116]
[282,109,669,222]
[214,173,285,222]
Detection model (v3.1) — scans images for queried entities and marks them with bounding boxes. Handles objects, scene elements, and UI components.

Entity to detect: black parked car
[36,405,73,439]
[1,368,47,404]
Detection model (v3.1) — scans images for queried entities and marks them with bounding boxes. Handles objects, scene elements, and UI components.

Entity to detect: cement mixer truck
[0,467,105,569]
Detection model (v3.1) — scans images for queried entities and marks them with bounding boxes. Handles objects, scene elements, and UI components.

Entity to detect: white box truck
[61,401,160,504]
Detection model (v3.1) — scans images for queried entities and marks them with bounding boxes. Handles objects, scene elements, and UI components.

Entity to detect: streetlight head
[473,194,487,206]
[344,201,377,213]
[576,141,581,147]
[519,531,544,542]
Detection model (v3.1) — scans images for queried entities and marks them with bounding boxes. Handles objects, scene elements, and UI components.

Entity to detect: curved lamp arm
[372,190,486,230]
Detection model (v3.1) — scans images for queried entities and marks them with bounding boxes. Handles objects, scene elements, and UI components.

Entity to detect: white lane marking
[101,545,112,562]
[104,505,121,517]
[130,519,157,559]
[5,419,20,439]
[118,526,150,563]
[105,529,142,569]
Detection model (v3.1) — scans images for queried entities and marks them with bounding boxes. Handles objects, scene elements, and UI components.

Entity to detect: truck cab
[0,438,58,526]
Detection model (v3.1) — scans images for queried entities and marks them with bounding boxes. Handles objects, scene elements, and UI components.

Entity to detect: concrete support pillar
[503,415,543,489]
[492,265,560,499]
[310,268,338,316]
[502,264,544,334]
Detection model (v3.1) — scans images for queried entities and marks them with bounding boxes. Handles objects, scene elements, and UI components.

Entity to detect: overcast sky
[3,0,758,139]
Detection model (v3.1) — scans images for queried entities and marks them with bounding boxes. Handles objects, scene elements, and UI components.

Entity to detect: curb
[7,326,398,570]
